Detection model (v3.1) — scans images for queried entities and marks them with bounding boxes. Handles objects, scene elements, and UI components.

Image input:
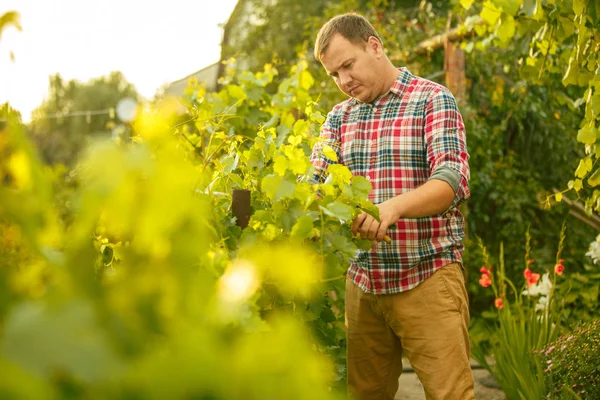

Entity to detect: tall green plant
[473,227,566,399]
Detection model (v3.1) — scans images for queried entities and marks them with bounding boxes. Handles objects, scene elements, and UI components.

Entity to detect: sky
[0,0,239,122]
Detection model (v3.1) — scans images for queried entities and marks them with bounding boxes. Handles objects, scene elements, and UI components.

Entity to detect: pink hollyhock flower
[554,263,564,276]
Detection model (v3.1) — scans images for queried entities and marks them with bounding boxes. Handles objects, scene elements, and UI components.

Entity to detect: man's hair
[314,13,382,62]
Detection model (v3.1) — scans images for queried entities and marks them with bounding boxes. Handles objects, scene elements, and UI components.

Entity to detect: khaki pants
[345,263,474,400]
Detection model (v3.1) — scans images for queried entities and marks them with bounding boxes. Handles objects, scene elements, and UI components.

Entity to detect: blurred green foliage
[0,59,386,398]
[29,72,139,166]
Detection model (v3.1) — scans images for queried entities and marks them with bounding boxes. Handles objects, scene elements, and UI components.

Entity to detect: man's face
[320,33,383,103]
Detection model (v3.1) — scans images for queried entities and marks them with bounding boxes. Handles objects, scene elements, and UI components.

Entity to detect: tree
[0,10,21,62]
[29,71,139,166]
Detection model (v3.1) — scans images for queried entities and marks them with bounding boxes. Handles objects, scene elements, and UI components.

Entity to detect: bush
[540,319,600,399]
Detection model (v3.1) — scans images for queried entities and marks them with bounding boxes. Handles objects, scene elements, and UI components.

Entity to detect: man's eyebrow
[328,58,355,76]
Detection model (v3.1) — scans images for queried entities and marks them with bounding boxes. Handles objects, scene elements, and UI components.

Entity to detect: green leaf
[573,0,588,16]
[588,168,600,187]
[591,94,600,117]
[1,301,122,382]
[227,84,247,100]
[293,119,309,136]
[322,144,338,162]
[575,158,593,178]
[262,175,295,201]
[360,200,380,221]
[521,0,537,16]
[351,175,372,200]
[273,154,289,176]
[577,126,597,145]
[290,215,314,239]
[460,0,474,9]
[568,179,584,192]
[299,70,314,91]
[327,164,352,186]
[555,192,563,202]
[355,238,374,250]
[495,0,521,15]
[320,200,353,221]
[284,146,310,175]
[480,1,502,26]
[221,153,239,173]
[497,15,516,42]
[562,57,580,87]
[319,306,336,323]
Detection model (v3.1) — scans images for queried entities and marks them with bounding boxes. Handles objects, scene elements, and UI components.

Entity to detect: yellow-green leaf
[577,126,597,145]
[320,201,353,222]
[573,0,587,16]
[327,164,352,186]
[293,119,309,136]
[290,215,314,239]
[497,15,516,42]
[588,168,600,187]
[480,1,502,26]
[351,175,372,200]
[495,0,521,15]
[575,158,593,178]
[284,147,309,175]
[591,94,600,118]
[460,0,474,10]
[562,57,580,87]
[322,144,338,162]
[227,84,247,100]
[299,71,314,91]
[273,154,289,176]
[555,192,563,202]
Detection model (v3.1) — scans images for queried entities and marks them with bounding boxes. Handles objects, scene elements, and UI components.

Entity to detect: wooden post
[444,40,467,102]
[232,189,251,229]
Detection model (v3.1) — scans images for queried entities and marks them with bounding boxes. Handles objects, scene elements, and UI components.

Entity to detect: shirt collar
[389,67,413,99]
[348,67,414,107]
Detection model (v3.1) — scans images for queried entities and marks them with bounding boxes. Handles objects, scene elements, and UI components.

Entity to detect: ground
[395,358,505,399]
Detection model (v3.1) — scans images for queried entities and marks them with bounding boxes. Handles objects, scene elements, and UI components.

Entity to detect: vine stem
[319,275,345,283]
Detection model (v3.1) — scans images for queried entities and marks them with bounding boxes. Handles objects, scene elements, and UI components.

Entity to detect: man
[309,13,474,400]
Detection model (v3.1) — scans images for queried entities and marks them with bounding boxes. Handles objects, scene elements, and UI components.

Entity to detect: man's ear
[367,36,383,54]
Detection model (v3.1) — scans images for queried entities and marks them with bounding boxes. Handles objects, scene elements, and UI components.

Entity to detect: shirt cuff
[429,166,460,194]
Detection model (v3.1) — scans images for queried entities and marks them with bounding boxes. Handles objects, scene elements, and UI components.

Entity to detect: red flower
[480,266,491,275]
[554,263,564,276]
[528,259,535,265]
[479,273,492,287]
[526,272,541,287]
[494,298,504,309]
[524,268,532,279]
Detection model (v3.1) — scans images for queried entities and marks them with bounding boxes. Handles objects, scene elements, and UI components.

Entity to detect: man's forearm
[388,179,455,219]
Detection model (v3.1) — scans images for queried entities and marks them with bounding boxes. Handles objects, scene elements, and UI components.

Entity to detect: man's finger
[367,219,380,241]
[352,212,368,234]
[376,223,388,242]
[358,216,375,238]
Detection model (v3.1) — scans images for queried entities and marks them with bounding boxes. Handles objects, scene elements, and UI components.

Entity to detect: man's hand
[352,197,401,242]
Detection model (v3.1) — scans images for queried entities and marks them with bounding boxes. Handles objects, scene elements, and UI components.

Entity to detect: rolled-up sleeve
[308,110,341,184]
[424,89,470,209]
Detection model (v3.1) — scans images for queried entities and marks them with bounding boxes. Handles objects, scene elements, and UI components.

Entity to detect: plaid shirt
[310,68,470,295]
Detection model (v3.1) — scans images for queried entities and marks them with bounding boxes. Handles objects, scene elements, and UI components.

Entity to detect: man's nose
[339,71,352,89]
